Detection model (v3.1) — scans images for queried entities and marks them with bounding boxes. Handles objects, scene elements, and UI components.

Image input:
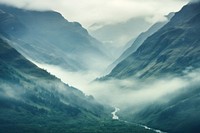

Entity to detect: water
[111,107,167,133]
[111,107,120,120]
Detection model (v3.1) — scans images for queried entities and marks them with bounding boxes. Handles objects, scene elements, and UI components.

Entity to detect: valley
[0,0,200,133]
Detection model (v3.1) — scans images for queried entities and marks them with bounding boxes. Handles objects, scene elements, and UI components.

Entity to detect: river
[111,107,167,133]
[111,107,120,120]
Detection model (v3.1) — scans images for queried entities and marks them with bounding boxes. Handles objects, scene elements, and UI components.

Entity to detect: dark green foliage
[0,38,154,133]
[0,103,156,133]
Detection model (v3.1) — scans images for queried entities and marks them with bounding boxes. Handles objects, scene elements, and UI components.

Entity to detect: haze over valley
[0,0,200,133]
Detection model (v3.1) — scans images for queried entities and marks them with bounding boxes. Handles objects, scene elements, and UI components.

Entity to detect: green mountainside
[107,2,200,79]
[0,38,154,133]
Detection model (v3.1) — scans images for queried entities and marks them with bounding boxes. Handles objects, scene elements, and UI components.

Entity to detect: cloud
[29,61,105,93]
[88,69,200,113]
[30,59,200,113]
[0,0,189,27]
[0,0,196,115]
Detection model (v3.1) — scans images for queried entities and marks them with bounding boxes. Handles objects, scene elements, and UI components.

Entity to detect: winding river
[111,107,166,133]
[111,107,120,120]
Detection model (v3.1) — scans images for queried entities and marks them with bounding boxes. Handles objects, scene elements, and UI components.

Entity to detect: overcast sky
[0,0,189,28]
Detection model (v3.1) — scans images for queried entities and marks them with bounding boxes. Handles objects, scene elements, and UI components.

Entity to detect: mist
[0,0,190,65]
[31,58,200,113]
[0,0,189,28]
[92,70,200,111]
[0,69,100,113]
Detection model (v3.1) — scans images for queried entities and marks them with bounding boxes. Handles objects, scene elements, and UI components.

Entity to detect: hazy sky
[0,0,189,28]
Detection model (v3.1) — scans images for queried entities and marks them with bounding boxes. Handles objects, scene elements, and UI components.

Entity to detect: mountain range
[0,4,157,133]
[0,4,110,72]
[106,13,175,74]
[1,1,200,133]
[102,1,200,133]
[89,17,152,59]
[106,2,200,79]
[0,35,157,133]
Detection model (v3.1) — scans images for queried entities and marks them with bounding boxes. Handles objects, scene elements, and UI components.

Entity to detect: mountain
[0,4,109,72]
[126,83,200,133]
[103,2,200,133]
[106,13,174,74]
[106,2,200,79]
[0,36,104,132]
[0,37,156,133]
[89,17,152,58]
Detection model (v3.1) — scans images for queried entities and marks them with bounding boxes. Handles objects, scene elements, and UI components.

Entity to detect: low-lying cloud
[0,0,189,27]
[90,70,200,112]
[31,60,200,113]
